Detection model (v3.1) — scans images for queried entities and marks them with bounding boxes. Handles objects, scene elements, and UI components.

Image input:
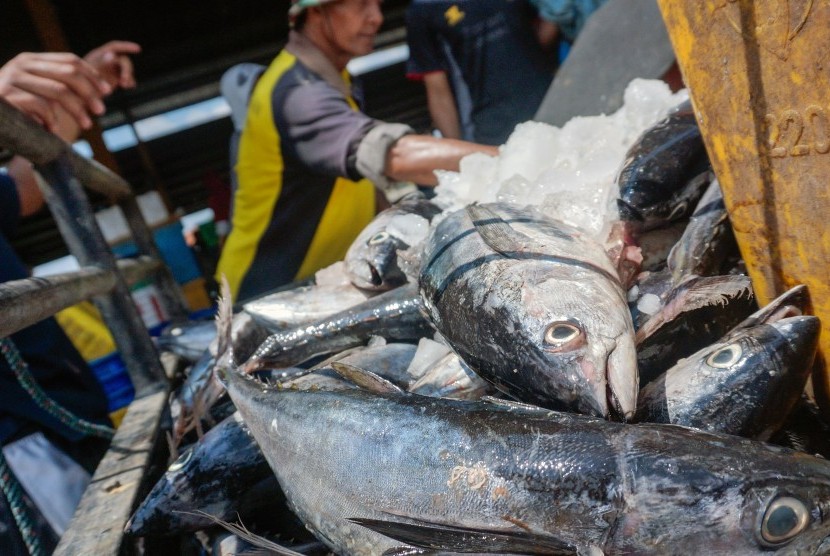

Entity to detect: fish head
[642,315,819,438]
[345,227,410,291]
[617,169,711,232]
[125,446,203,535]
[620,426,830,554]
[737,472,830,554]
[507,272,638,420]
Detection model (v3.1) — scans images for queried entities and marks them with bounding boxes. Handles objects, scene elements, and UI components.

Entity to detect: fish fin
[382,549,435,556]
[179,511,305,556]
[330,362,405,395]
[349,516,577,554]
[466,204,532,257]
[215,275,236,368]
[481,396,553,414]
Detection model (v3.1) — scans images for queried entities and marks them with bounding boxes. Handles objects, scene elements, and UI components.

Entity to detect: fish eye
[168,449,193,472]
[705,344,742,368]
[668,201,688,221]
[544,322,583,348]
[760,496,810,545]
[368,231,390,245]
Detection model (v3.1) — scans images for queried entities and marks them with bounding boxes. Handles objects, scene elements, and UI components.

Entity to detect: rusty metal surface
[657,1,830,408]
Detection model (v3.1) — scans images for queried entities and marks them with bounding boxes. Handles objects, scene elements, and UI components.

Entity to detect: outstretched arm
[383,134,498,186]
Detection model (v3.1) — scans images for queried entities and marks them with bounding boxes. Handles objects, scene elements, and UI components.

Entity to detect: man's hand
[0,51,111,134]
[83,41,141,90]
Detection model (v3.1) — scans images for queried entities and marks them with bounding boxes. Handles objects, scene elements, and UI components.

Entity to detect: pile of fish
[133,87,830,555]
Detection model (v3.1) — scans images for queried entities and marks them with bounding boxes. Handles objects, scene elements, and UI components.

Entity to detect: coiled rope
[0,336,116,554]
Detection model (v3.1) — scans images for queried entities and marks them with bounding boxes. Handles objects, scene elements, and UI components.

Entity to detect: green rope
[0,451,45,556]
[0,337,115,440]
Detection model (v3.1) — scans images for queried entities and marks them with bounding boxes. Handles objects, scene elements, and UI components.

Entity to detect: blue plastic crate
[89,352,135,412]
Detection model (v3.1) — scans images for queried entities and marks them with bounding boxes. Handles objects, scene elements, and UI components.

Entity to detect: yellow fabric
[55,302,116,362]
[216,50,375,298]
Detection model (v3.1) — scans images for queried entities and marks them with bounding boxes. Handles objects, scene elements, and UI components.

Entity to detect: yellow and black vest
[216,49,376,301]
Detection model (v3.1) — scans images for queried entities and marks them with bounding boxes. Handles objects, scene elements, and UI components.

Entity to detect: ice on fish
[404,337,454,382]
[385,213,430,247]
[432,79,690,241]
[637,293,662,316]
[314,261,351,286]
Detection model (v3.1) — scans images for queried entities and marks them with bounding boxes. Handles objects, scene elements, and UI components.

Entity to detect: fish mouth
[616,199,644,223]
[369,264,383,287]
[604,335,638,422]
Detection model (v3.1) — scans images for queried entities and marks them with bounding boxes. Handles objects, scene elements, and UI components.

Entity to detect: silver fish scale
[228,377,621,555]
[226,373,830,555]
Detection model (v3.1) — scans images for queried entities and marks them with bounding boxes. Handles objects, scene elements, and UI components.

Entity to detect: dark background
[3,0,429,266]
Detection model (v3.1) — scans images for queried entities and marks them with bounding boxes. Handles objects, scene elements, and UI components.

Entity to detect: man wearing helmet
[216,0,498,301]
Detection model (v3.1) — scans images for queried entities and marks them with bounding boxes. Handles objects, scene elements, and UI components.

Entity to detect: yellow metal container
[657,2,830,409]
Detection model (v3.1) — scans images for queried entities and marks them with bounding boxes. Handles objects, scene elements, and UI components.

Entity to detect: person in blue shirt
[0,41,140,553]
[530,0,607,45]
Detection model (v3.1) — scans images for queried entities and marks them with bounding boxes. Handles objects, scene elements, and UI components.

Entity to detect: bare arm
[384,134,498,186]
[535,19,561,53]
[7,157,41,218]
[423,71,462,140]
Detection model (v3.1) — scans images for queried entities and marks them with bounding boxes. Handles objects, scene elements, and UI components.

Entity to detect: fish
[277,342,419,392]
[665,178,739,283]
[156,319,217,362]
[243,282,373,333]
[172,311,271,443]
[636,274,756,384]
[772,397,830,460]
[125,412,283,536]
[419,202,637,419]
[129,341,473,538]
[635,220,688,272]
[223,365,830,556]
[635,315,819,439]
[344,195,442,291]
[616,101,713,231]
[240,283,433,374]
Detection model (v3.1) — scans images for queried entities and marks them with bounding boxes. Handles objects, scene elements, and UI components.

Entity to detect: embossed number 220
[765,106,830,158]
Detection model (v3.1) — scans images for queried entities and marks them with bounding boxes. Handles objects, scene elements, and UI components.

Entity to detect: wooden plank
[53,388,169,556]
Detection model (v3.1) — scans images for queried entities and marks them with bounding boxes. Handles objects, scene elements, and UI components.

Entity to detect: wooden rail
[53,388,170,556]
[0,99,131,200]
[0,257,161,338]
[0,91,187,553]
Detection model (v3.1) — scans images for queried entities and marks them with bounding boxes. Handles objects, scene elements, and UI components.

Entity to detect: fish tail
[215,275,236,377]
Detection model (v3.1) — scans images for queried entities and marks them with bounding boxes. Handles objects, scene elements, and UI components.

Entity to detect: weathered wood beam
[0,257,161,339]
[37,157,167,393]
[53,388,169,556]
[0,99,131,200]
